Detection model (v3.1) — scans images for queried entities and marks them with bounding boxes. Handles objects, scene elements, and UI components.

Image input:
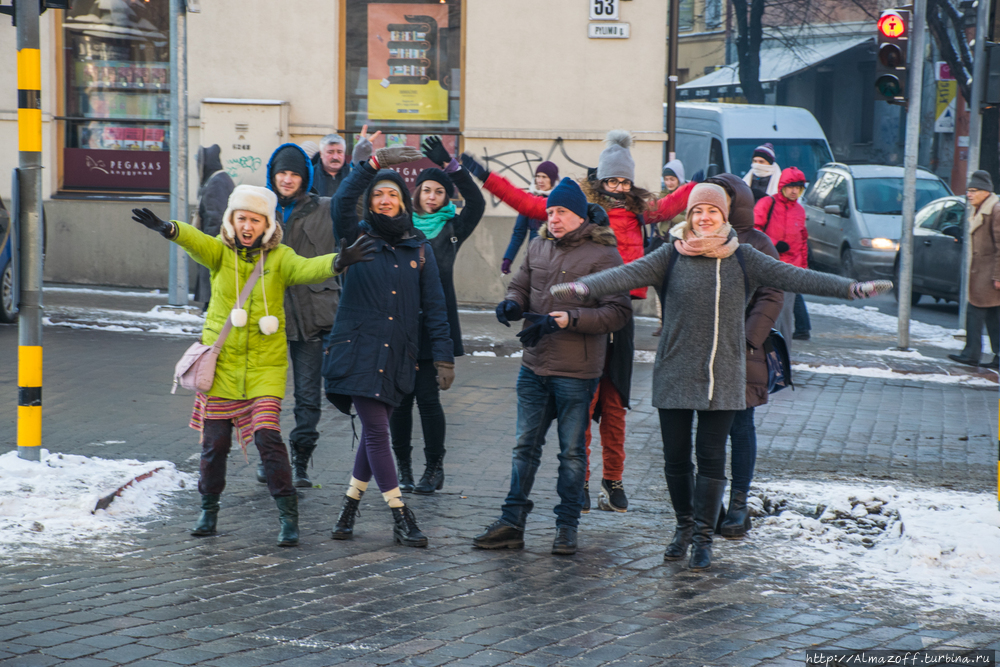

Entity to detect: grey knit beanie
[968,170,994,192]
[596,130,635,182]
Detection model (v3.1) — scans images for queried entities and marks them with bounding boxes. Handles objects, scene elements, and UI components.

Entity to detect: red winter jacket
[754,167,809,269]
[484,172,693,299]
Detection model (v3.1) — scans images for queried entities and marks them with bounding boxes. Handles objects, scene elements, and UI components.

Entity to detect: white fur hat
[222,184,278,245]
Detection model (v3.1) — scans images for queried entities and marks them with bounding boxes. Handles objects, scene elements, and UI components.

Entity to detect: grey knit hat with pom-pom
[596,130,635,182]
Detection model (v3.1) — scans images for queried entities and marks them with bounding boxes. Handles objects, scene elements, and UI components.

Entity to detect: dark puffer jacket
[710,174,784,408]
[506,221,632,380]
[192,145,235,303]
[324,162,453,410]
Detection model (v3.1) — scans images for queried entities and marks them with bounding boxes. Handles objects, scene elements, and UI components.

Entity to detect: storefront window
[344,0,462,187]
[61,0,170,193]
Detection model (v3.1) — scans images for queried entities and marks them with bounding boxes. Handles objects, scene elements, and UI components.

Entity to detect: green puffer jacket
[172,221,338,400]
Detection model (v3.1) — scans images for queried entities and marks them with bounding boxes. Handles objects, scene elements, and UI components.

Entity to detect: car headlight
[860,237,898,250]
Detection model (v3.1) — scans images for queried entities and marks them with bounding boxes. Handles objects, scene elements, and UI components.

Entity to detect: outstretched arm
[647,181,695,224]
[574,243,673,300]
[449,167,487,245]
[483,172,548,220]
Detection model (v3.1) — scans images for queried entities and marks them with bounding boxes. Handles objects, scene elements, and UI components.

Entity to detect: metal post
[168,0,188,306]
[897,0,927,349]
[666,0,680,161]
[960,0,990,332]
[16,0,43,462]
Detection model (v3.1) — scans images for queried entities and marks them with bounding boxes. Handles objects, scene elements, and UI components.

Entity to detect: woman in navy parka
[324,145,454,548]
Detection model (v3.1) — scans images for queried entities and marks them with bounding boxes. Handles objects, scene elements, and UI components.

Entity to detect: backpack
[658,246,793,394]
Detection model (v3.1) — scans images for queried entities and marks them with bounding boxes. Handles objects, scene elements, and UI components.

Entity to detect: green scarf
[412,202,456,239]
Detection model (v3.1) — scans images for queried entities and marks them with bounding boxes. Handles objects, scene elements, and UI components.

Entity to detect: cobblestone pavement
[1,321,999,667]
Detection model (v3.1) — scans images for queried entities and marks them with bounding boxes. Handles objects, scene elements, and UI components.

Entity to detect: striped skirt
[189,393,282,455]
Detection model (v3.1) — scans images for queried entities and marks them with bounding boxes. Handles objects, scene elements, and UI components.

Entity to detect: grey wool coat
[580,238,855,411]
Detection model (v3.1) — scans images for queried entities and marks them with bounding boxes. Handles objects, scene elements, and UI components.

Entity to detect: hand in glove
[434,361,455,391]
[352,124,381,165]
[495,299,523,327]
[374,145,423,167]
[849,280,893,300]
[460,153,490,181]
[550,281,590,301]
[333,235,377,272]
[131,208,175,239]
[690,169,706,184]
[775,240,790,254]
[421,136,451,168]
[501,258,513,275]
[516,312,561,348]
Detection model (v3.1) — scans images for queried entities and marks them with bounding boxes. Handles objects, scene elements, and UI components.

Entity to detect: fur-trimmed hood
[539,221,617,247]
[580,177,651,216]
[220,184,283,253]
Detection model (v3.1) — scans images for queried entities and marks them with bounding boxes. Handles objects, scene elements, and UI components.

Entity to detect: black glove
[333,235,377,272]
[516,313,561,348]
[421,136,451,168]
[690,169,705,184]
[352,136,373,165]
[131,208,175,239]
[775,240,790,254]
[460,154,489,181]
[495,299,523,327]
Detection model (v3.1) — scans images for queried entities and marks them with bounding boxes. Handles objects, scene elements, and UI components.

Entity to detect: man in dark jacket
[259,143,340,487]
[708,174,783,537]
[472,178,632,556]
[192,145,234,307]
[312,134,349,197]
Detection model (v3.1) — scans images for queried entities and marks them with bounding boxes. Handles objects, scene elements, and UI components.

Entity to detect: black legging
[658,409,737,481]
[389,360,446,462]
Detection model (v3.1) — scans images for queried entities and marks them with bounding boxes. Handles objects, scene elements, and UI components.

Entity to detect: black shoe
[598,479,628,512]
[413,455,444,494]
[949,353,982,367]
[331,494,362,540]
[190,493,220,536]
[689,476,727,571]
[663,473,694,561]
[472,520,524,550]
[290,443,316,488]
[581,481,591,514]
[792,332,810,340]
[985,356,1000,370]
[274,495,299,547]
[720,489,752,539]
[391,505,428,548]
[395,451,415,493]
[551,526,578,555]
[256,462,267,484]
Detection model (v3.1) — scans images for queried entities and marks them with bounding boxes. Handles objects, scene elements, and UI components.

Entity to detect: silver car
[803,163,952,280]
[892,195,966,305]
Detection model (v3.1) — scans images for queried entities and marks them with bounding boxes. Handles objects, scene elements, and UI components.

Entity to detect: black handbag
[763,328,793,394]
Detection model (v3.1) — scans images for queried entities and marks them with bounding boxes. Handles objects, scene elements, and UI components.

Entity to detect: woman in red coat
[461,132,695,514]
[754,167,810,342]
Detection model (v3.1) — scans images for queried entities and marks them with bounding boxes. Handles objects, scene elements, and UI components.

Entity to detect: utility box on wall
[199,99,289,188]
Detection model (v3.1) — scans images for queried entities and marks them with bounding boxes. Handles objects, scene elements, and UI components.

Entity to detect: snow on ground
[853,347,941,361]
[43,286,173,298]
[44,305,204,336]
[792,363,996,387]
[754,480,1000,613]
[807,303,985,351]
[0,450,195,555]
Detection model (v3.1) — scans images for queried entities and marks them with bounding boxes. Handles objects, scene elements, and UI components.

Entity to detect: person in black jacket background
[389,136,486,494]
[192,144,235,307]
[325,143,455,548]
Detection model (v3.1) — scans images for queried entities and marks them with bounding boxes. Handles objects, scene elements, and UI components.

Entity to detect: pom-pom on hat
[596,130,635,182]
[685,183,730,223]
[546,177,590,221]
[752,143,776,165]
[222,184,278,245]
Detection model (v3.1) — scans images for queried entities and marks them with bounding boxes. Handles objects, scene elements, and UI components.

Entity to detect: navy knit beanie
[270,144,309,180]
[414,167,455,199]
[546,178,589,220]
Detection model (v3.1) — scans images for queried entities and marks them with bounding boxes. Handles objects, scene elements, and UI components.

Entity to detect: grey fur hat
[968,170,994,192]
[596,130,635,182]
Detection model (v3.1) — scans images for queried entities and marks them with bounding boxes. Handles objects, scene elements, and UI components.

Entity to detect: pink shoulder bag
[172,251,267,394]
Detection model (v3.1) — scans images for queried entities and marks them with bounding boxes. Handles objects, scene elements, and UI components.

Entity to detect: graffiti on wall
[477,138,591,209]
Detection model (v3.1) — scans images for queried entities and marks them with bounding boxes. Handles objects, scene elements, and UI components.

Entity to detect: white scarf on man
[743,161,781,196]
[969,192,999,235]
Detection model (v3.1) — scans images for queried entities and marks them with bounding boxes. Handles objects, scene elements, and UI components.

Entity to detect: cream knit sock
[382,488,404,508]
[346,477,369,500]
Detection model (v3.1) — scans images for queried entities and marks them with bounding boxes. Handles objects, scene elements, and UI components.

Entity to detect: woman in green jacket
[130,185,373,546]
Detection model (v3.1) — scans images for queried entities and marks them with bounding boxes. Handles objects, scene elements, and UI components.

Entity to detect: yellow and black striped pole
[16,0,44,462]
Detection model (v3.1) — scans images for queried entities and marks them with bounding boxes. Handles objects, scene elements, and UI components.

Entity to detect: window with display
[343,0,461,189]
[60,0,169,193]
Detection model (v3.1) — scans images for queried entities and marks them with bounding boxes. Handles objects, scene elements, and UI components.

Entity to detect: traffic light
[875,9,910,105]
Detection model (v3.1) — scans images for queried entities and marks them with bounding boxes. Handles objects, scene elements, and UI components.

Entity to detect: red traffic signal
[875,9,909,104]
[877,11,907,39]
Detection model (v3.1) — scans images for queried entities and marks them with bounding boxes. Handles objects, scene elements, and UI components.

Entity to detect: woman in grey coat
[551,183,891,571]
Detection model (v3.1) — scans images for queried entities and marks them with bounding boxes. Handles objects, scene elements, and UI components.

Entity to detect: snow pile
[0,450,195,554]
[756,480,1000,612]
[44,305,204,336]
[792,363,996,387]
[807,303,984,351]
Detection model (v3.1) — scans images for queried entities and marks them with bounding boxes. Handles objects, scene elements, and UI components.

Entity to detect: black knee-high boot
[689,475,727,571]
[663,473,695,561]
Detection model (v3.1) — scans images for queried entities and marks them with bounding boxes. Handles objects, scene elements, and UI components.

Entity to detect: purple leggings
[351,396,399,492]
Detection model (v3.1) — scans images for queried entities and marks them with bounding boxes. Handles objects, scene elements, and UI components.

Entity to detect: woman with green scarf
[389,136,487,494]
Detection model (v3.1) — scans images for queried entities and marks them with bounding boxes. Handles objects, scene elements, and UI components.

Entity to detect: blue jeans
[501,367,598,530]
[288,338,325,451]
[728,407,756,494]
[793,293,811,335]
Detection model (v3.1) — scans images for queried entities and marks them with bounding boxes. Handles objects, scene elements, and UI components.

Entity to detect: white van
[668,103,834,183]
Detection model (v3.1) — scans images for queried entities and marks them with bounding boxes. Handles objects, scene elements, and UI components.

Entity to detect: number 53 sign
[590,0,619,20]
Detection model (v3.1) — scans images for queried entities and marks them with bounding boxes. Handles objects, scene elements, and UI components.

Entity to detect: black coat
[416,167,486,358]
[193,145,234,303]
[324,163,453,411]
